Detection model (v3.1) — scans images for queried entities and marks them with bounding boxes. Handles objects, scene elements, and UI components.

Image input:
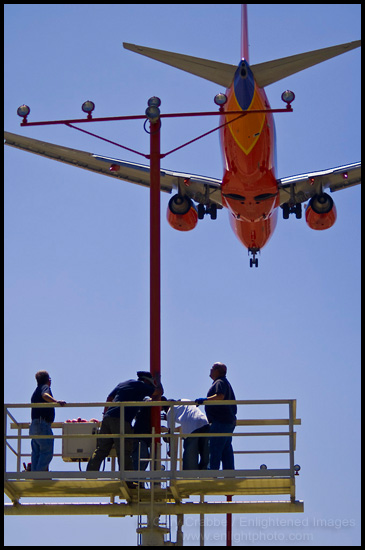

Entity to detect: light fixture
[81,101,95,119]
[281,90,295,108]
[214,93,228,106]
[147,96,161,108]
[145,106,160,123]
[294,464,301,475]
[146,97,161,123]
[260,464,267,470]
[17,104,30,122]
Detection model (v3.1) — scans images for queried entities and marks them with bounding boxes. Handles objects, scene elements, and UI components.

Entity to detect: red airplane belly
[218,65,279,252]
[221,85,276,183]
[220,88,278,223]
[229,208,278,250]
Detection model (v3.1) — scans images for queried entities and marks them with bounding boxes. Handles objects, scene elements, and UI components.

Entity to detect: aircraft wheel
[282,204,289,219]
[210,204,217,220]
[295,203,302,219]
[198,204,205,219]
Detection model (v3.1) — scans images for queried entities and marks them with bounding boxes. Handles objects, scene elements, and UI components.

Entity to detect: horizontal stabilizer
[251,40,361,88]
[123,43,236,87]
[124,40,360,91]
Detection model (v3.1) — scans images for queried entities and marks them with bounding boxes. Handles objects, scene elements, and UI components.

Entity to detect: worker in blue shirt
[196,362,237,470]
[30,370,66,471]
[87,372,163,477]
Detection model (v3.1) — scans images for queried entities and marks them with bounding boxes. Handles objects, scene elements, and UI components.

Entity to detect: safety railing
[4,399,301,483]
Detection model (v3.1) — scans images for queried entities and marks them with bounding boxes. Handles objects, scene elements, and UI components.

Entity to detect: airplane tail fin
[123,40,360,89]
[241,4,249,62]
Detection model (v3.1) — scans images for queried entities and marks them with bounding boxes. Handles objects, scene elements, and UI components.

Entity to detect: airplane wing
[277,162,361,206]
[4,131,223,207]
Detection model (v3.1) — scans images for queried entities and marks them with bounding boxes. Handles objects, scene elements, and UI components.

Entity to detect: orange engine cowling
[167,195,198,231]
[305,193,337,230]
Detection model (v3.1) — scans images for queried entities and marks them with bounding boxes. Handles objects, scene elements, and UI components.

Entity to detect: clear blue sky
[4,4,361,546]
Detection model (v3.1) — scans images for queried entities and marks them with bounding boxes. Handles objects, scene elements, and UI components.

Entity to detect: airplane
[4,5,361,267]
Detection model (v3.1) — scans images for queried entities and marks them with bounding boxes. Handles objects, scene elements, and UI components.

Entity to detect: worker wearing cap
[87,372,163,476]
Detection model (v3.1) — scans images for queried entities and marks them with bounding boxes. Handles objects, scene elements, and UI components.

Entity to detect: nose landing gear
[248,247,260,267]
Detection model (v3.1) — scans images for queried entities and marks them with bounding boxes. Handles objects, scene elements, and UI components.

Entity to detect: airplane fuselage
[220,60,279,252]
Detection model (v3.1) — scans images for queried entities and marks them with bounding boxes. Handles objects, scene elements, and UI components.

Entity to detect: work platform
[5,399,303,543]
[5,468,301,501]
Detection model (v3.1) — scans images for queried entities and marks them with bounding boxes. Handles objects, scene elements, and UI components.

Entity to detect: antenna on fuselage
[241,4,249,61]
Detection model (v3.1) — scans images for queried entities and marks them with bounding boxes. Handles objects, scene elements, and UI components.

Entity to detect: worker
[132,396,167,471]
[165,399,210,470]
[30,370,66,471]
[196,362,237,470]
[86,372,163,480]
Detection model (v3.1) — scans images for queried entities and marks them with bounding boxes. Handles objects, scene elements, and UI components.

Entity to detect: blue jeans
[209,421,236,470]
[183,424,210,470]
[29,418,54,471]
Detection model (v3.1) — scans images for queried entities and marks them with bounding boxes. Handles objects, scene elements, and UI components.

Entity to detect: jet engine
[166,194,198,231]
[305,193,337,230]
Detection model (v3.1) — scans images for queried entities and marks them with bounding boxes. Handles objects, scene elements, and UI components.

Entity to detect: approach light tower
[5,96,302,546]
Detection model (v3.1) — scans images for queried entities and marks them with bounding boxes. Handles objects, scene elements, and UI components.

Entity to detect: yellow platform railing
[4,399,303,515]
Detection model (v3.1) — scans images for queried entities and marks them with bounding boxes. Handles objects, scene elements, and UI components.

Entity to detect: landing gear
[248,247,260,267]
[198,203,217,220]
[282,202,302,219]
[198,204,205,219]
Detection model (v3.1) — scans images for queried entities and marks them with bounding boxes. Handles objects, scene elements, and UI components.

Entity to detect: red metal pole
[226,495,232,546]
[149,118,161,446]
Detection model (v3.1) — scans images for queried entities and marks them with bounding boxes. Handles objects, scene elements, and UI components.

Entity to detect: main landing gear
[282,202,302,219]
[248,247,260,268]
[198,203,217,220]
